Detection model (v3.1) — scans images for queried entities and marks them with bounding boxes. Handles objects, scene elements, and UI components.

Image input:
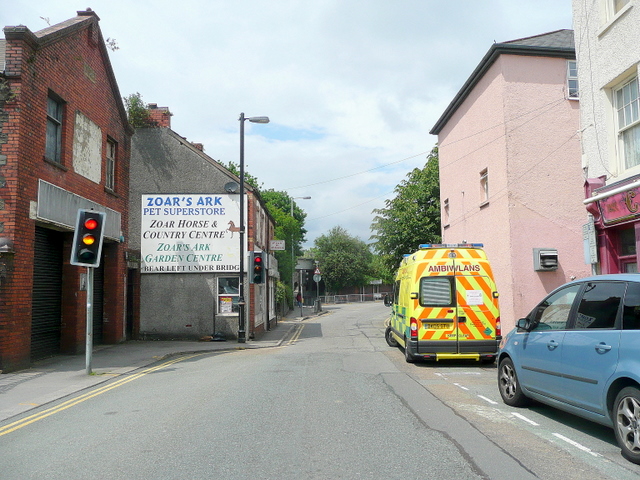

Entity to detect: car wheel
[404,338,416,364]
[385,326,398,347]
[613,387,640,464]
[498,357,528,407]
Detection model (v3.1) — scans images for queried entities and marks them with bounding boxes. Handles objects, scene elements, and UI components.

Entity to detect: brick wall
[0,11,132,371]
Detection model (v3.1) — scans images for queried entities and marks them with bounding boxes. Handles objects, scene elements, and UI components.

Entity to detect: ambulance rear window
[420,277,454,306]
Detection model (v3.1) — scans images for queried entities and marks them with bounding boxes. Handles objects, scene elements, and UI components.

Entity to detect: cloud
[2,0,573,247]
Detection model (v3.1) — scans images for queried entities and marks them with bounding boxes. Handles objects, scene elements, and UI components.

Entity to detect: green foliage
[261,190,309,287]
[222,161,263,191]
[124,92,157,128]
[275,280,293,309]
[314,226,372,292]
[369,254,396,284]
[370,146,441,275]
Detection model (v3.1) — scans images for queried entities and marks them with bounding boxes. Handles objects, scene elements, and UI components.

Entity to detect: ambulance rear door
[453,270,499,355]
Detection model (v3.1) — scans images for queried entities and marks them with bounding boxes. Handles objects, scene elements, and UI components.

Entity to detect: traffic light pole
[85,266,94,374]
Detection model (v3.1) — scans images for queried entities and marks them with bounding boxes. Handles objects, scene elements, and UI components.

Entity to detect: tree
[222,161,263,191]
[261,190,309,289]
[123,92,157,128]
[370,147,441,277]
[314,226,372,293]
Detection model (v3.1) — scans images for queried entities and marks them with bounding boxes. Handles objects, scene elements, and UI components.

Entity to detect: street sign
[313,274,321,283]
[314,267,321,275]
[270,240,285,251]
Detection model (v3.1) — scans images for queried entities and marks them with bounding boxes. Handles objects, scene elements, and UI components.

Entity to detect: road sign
[313,274,321,283]
[270,240,285,251]
[314,267,321,275]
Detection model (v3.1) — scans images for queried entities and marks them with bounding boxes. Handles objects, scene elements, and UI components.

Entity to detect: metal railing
[319,293,386,304]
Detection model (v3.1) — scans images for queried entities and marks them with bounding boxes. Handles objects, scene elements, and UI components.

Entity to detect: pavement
[0,305,328,424]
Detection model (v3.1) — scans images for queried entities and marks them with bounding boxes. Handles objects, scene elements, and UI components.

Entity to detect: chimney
[148,103,172,128]
[191,143,204,151]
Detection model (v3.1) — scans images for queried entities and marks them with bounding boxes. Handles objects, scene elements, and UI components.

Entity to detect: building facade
[574,0,640,274]
[430,30,592,331]
[129,111,277,341]
[0,10,132,372]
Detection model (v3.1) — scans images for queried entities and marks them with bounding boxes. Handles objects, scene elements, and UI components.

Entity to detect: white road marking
[477,395,498,405]
[511,412,540,426]
[552,433,601,457]
[453,383,469,390]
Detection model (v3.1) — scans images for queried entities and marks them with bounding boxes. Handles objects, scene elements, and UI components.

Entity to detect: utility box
[533,248,558,271]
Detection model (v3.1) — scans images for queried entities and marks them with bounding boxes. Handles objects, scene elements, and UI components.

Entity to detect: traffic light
[70,209,106,267]
[250,251,264,284]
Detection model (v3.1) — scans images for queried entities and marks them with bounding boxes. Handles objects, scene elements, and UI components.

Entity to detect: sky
[2,1,574,249]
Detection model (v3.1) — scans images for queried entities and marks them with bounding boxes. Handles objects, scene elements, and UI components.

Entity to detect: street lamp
[238,113,269,343]
[290,196,311,290]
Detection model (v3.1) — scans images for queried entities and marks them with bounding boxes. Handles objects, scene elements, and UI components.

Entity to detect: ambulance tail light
[496,317,501,336]
[410,318,418,339]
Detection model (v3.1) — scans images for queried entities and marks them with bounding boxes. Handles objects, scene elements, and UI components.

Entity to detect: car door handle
[547,340,559,350]
[595,343,612,353]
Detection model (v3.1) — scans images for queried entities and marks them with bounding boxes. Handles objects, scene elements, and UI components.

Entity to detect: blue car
[498,274,640,464]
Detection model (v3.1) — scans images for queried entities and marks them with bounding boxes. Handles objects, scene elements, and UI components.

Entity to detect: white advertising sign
[270,240,286,251]
[141,193,244,273]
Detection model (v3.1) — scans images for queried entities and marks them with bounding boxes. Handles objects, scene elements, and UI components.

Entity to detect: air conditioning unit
[533,248,558,271]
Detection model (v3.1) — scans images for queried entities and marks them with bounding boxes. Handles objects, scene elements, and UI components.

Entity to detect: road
[2,302,640,479]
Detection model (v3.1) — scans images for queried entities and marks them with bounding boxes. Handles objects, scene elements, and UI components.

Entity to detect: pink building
[430,30,592,331]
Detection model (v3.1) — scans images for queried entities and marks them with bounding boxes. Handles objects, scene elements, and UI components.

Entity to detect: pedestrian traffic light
[250,251,264,284]
[70,209,106,267]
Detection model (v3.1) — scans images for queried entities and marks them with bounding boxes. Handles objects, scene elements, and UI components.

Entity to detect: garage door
[31,227,63,361]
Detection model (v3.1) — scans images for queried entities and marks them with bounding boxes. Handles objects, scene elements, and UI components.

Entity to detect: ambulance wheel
[385,327,398,347]
[498,357,528,407]
[404,339,416,363]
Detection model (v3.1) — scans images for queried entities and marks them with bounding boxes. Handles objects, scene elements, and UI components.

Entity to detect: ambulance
[385,244,501,363]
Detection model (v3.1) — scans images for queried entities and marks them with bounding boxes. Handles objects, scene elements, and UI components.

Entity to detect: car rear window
[420,277,453,306]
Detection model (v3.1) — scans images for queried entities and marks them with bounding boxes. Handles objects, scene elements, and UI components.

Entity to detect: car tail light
[410,318,418,339]
[496,316,501,336]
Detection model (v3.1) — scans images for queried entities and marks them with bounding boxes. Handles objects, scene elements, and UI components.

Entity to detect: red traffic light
[251,251,265,284]
[84,218,99,230]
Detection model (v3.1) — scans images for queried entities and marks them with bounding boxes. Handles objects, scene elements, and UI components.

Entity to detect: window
[443,198,450,226]
[623,282,640,329]
[567,60,579,99]
[217,277,239,313]
[614,0,630,12]
[420,277,453,307]
[574,282,624,329]
[480,169,489,204]
[46,94,64,163]
[604,0,631,22]
[531,284,581,330]
[106,138,116,190]
[615,76,640,170]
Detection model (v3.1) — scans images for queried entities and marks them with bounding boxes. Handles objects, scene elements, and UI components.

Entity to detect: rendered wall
[439,54,590,331]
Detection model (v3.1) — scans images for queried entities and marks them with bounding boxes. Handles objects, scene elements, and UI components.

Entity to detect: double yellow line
[286,324,304,345]
[0,353,204,437]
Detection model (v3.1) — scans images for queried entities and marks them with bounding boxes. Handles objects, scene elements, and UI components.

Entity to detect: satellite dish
[224,182,240,193]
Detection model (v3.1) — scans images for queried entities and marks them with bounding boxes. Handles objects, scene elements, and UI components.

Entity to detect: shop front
[585,176,640,274]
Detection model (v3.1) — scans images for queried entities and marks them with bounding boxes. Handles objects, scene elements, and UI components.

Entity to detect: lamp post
[290,196,311,298]
[238,113,269,343]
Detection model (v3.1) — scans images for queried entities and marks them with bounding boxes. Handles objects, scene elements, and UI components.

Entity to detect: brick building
[0,10,132,372]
